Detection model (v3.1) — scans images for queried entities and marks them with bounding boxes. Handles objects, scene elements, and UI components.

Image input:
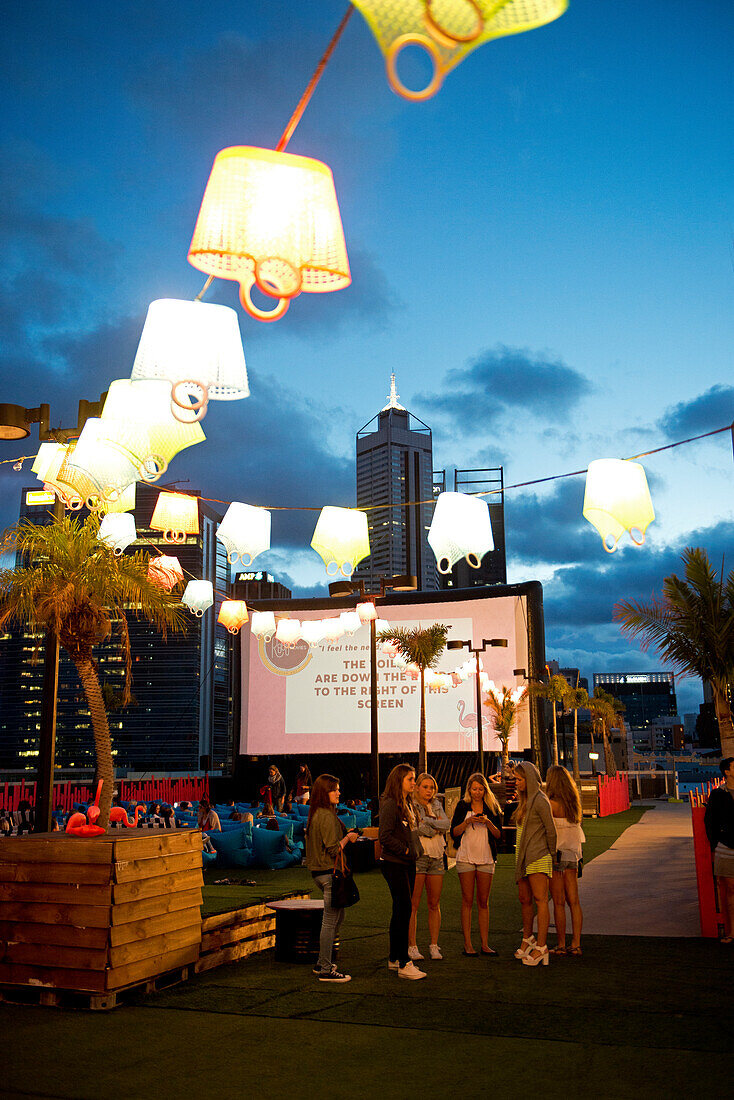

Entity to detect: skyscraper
[355,376,437,592]
[592,672,677,734]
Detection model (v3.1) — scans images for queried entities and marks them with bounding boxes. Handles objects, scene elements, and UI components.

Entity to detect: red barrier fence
[0,775,209,813]
[597,773,630,816]
[689,785,724,938]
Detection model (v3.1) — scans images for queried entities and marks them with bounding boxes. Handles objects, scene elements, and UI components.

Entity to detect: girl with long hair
[378,763,425,979]
[545,765,585,956]
[450,773,503,956]
[293,763,312,805]
[305,774,358,982]
[197,798,221,832]
[513,761,557,966]
[408,773,450,961]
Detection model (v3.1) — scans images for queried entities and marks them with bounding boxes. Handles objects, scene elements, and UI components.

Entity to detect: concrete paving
[579,802,701,937]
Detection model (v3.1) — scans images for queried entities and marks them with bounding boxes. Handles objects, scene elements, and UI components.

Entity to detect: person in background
[545,765,585,956]
[266,765,286,811]
[197,798,221,832]
[305,774,358,983]
[159,805,175,830]
[513,761,557,967]
[408,773,450,961]
[704,756,734,944]
[15,800,34,835]
[379,764,425,980]
[450,773,503,956]
[293,764,312,805]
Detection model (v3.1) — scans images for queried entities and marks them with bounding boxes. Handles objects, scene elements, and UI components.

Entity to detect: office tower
[434,467,507,588]
[355,375,437,592]
[0,483,233,776]
[592,672,677,734]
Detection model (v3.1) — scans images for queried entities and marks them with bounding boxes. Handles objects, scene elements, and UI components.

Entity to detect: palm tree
[565,684,589,783]
[484,683,528,771]
[0,515,187,826]
[377,623,449,774]
[531,674,570,766]
[588,688,624,777]
[614,547,734,757]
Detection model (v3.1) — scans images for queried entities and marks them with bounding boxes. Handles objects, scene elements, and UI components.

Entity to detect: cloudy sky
[2,0,733,716]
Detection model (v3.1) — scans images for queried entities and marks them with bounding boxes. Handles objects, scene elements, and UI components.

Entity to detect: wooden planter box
[0,830,203,1008]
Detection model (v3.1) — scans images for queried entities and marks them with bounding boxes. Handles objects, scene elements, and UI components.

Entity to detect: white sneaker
[429,944,442,960]
[398,961,427,980]
[408,945,424,960]
[387,959,400,970]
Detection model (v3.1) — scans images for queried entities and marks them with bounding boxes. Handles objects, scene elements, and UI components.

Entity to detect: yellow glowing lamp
[218,600,249,634]
[32,443,83,510]
[101,482,136,514]
[150,492,200,544]
[188,146,351,323]
[148,555,184,590]
[583,459,655,553]
[428,491,494,573]
[101,379,205,480]
[61,426,139,511]
[310,506,370,577]
[352,0,567,100]
[131,299,249,423]
[98,513,137,556]
[182,580,214,617]
[216,502,271,566]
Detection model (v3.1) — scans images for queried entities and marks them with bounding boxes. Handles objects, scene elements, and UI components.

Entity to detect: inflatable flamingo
[109,804,146,827]
[65,779,106,836]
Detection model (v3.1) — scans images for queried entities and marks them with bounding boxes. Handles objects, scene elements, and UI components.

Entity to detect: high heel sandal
[522,944,549,967]
[514,936,536,959]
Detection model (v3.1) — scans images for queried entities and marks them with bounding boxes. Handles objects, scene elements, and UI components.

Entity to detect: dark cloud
[414,345,593,431]
[658,385,734,441]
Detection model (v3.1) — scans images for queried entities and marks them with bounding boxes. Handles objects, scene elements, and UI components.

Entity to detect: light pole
[0,394,107,832]
[329,573,417,819]
[447,637,508,776]
[589,752,599,776]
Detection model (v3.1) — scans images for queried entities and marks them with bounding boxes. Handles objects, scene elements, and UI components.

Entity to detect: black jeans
[381,860,416,967]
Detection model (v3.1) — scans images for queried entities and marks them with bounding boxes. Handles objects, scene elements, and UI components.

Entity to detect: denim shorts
[455,860,495,875]
[554,858,580,873]
[415,854,445,875]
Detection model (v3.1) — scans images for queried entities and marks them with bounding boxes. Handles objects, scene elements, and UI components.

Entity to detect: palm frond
[376,623,449,670]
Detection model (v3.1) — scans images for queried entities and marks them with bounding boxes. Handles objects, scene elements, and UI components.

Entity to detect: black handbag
[331,847,360,908]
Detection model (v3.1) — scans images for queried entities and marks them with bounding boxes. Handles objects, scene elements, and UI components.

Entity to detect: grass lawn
[2,807,732,1099]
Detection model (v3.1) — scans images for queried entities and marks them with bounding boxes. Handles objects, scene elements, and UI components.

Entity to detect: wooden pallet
[0,960,192,1011]
[196,891,309,974]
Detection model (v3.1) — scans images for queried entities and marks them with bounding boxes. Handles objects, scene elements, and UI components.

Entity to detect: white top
[552,816,586,860]
[456,810,494,866]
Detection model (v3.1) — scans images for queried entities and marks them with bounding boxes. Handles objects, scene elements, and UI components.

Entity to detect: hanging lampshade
[428,491,494,574]
[101,379,205,480]
[301,620,326,647]
[340,611,362,635]
[182,580,214,617]
[101,482,136,514]
[275,618,301,647]
[310,506,370,577]
[216,502,271,566]
[148,555,184,590]
[130,299,249,423]
[381,640,399,657]
[150,492,200,544]
[188,146,351,323]
[32,442,83,509]
[218,600,249,634]
[393,653,408,668]
[251,610,276,640]
[352,0,567,101]
[451,671,462,686]
[322,618,346,642]
[98,513,137,556]
[61,425,139,510]
[583,459,655,553]
[356,601,377,622]
[375,619,390,634]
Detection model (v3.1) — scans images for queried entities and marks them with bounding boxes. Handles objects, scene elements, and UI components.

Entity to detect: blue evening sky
[1,1,733,717]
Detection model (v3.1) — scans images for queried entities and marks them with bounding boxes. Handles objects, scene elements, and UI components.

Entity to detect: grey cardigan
[514,761,557,881]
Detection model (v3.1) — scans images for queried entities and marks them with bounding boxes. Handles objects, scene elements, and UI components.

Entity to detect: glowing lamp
[357,601,377,622]
[583,459,655,553]
[351,0,568,101]
[451,672,462,686]
[182,580,214,617]
[150,492,200,543]
[375,619,390,633]
[428,492,494,574]
[98,513,137,556]
[131,299,249,423]
[251,610,276,640]
[102,482,136,514]
[148,556,184,590]
[216,502,271,566]
[301,620,326,647]
[381,641,399,657]
[32,443,83,509]
[218,600,249,634]
[340,611,362,635]
[188,146,351,323]
[102,379,205,478]
[275,618,301,646]
[310,506,370,577]
[322,618,346,642]
[62,425,139,510]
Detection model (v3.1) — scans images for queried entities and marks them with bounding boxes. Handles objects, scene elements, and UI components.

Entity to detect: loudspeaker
[199,754,211,772]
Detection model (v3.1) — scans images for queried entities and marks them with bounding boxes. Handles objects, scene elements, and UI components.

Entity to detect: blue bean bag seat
[228,848,257,868]
[353,809,372,829]
[251,826,301,869]
[337,811,357,830]
[206,826,252,867]
[295,803,310,818]
[202,850,217,868]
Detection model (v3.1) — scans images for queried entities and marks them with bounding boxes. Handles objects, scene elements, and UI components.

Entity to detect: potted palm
[377,623,449,774]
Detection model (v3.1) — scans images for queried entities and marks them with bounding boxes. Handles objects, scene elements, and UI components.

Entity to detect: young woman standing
[408,773,450,961]
[378,764,425,980]
[450,773,503,956]
[704,756,734,944]
[545,765,585,956]
[513,761,557,967]
[305,774,358,983]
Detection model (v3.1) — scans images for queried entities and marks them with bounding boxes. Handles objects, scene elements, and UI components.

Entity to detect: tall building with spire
[355,375,438,591]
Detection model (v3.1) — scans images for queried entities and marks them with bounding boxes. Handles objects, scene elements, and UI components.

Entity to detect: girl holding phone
[450,773,503,956]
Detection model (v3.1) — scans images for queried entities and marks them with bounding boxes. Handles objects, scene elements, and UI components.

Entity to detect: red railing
[689,784,724,938]
[597,773,630,816]
[0,775,209,813]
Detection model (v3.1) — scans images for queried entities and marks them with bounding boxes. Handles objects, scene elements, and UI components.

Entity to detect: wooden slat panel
[108,923,201,968]
[0,837,114,865]
[201,917,273,952]
[112,868,202,905]
[0,901,112,928]
[109,908,200,947]
[0,920,108,950]
[200,893,309,933]
[0,882,112,906]
[109,888,202,926]
[112,832,201,860]
[0,862,112,886]
[112,850,201,883]
[1,940,109,971]
[0,961,107,992]
[194,934,274,974]
[106,942,199,990]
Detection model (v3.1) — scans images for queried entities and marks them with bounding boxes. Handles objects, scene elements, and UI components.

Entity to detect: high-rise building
[592,672,677,733]
[355,375,437,592]
[0,483,234,777]
[433,467,507,588]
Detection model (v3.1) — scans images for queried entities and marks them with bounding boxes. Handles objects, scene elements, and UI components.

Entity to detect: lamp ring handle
[603,534,620,554]
[171,380,207,414]
[164,530,186,544]
[629,527,646,547]
[140,454,167,482]
[326,560,340,576]
[424,0,484,45]
[385,34,445,101]
[239,280,290,323]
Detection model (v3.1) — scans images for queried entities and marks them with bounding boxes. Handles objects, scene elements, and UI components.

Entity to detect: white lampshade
[216,502,271,566]
[375,619,390,633]
[381,640,398,657]
[310,506,370,577]
[428,492,494,574]
[32,442,83,509]
[322,618,346,642]
[251,610,276,640]
[101,379,205,479]
[340,611,362,635]
[150,491,200,543]
[356,601,377,622]
[62,423,139,509]
[301,620,326,647]
[182,580,213,617]
[98,512,137,556]
[218,600,249,634]
[131,299,249,423]
[275,618,301,646]
[583,459,655,552]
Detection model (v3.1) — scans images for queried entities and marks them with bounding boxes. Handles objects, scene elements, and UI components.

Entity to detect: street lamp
[329,573,417,818]
[589,751,599,776]
[0,393,107,833]
[447,637,508,777]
